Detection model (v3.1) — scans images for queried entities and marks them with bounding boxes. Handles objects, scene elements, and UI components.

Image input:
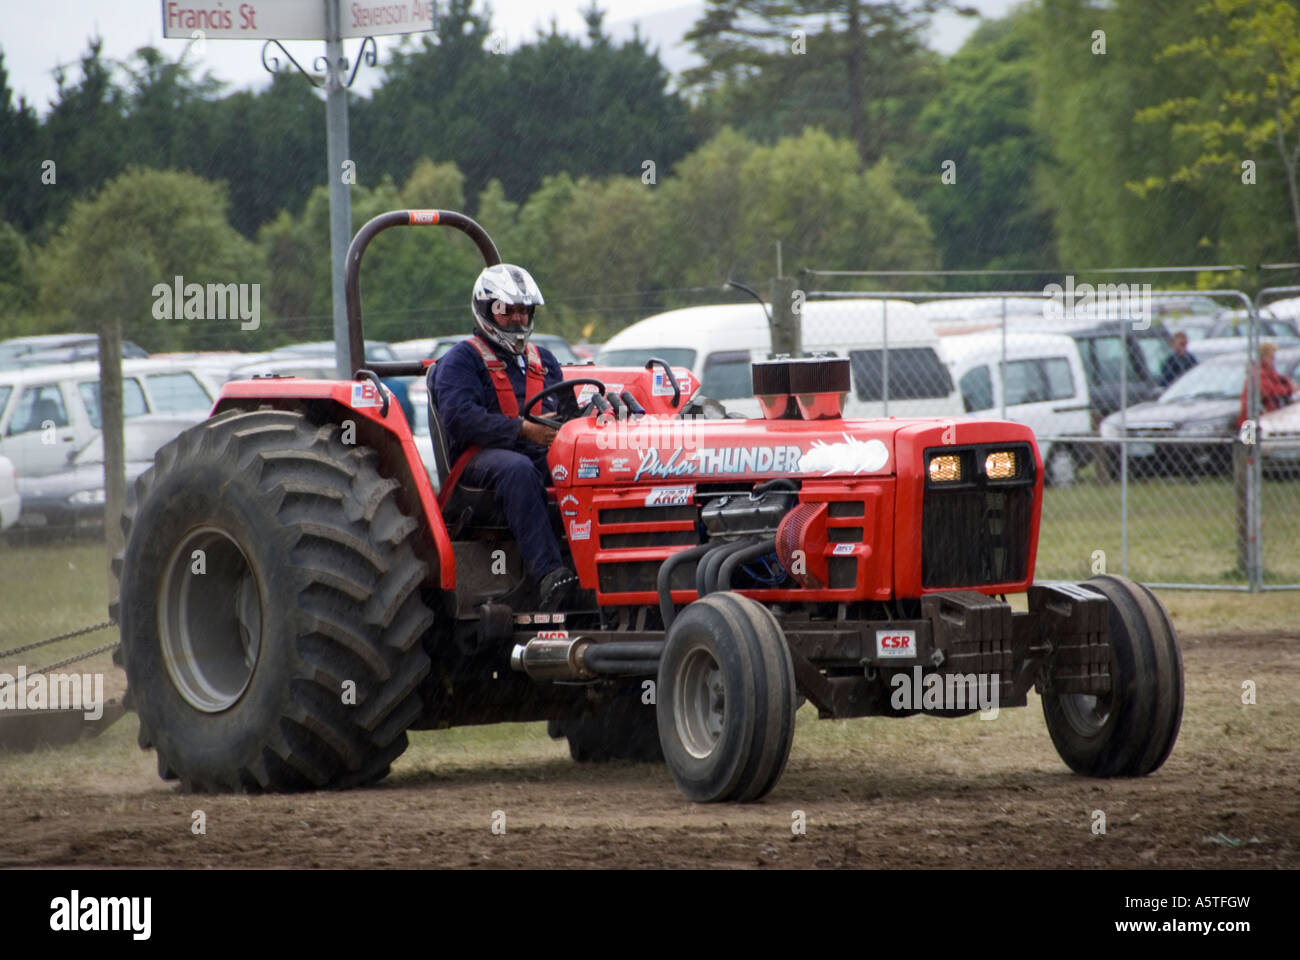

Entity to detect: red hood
[548,416,907,487]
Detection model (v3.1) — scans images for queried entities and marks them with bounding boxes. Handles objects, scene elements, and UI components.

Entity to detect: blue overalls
[431,332,566,580]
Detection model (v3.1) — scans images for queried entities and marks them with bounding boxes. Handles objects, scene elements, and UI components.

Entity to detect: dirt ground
[0,631,1296,869]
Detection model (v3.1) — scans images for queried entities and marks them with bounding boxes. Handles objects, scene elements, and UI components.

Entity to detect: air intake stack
[751,357,851,421]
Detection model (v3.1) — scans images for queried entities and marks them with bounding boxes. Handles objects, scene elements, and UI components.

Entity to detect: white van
[941,331,1092,485]
[0,359,221,477]
[915,297,1046,336]
[597,299,961,419]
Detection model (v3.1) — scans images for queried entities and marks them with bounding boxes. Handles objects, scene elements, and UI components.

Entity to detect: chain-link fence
[785,274,1300,592]
[6,273,1300,593]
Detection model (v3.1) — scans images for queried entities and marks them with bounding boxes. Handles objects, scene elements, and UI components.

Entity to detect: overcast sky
[2,0,1019,114]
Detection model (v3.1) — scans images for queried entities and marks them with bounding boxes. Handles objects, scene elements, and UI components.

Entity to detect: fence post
[770,274,801,358]
[1234,436,1251,577]
[99,314,126,595]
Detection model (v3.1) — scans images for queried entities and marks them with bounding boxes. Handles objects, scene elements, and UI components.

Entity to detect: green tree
[33,38,130,236]
[657,127,936,301]
[0,50,43,233]
[685,1,968,166]
[911,10,1057,280]
[357,1,695,205]
[34,168,264,351]
[1033,0,1230,267]
[1131,0,1300,261]
[0,220,36,336]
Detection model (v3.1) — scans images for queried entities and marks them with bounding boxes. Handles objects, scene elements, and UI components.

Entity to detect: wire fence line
[775,282,1300,591]
[4,273,1299,592]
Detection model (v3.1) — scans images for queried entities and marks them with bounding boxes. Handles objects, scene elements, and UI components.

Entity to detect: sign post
[162,1,436,376]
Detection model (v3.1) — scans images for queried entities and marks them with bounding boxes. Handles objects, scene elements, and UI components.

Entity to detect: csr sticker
[876,629,916,659]
[645,485,694,507]
[351,382,383,409]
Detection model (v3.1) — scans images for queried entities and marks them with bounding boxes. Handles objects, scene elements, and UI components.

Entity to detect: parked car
[227,357,337,380]
[598,299,962,419]
[0,334,148,369]
[942,331,1092,486]
[0,455,19,531]
[267,339,398,365]
[390,338,440,361]
[1260,400,1300,477]
[0,359,222,477]
[13,415,202,536]
[427,333,584,365]
[1097,346,1300,478]
[1186,311,1300,359]
[1004,318,1173,425]
[405,380,438,484]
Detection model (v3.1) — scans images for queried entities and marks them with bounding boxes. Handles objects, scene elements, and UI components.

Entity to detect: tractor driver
[432,264,579,611]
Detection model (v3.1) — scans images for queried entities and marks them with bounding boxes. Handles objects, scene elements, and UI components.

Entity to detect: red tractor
[114,211,1183,802]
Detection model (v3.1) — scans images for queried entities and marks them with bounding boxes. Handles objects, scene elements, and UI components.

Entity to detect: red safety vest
[438,336,547,507]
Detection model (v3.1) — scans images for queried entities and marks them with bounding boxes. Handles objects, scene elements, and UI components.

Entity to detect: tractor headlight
[984,450,1018,479]
[928,454,963,483]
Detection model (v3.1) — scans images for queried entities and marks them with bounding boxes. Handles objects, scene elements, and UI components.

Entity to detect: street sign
[161,0,435,41]
[340,1,436,38]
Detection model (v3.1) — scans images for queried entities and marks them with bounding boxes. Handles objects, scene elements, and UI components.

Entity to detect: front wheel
[1041,575,1183,777]
[117,409,434,791]
[657,592,796,802]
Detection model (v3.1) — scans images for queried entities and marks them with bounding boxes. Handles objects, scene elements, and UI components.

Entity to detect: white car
[0,455,19,530]
[941,331,1093,486]
[0,359,222,477]
[1260,401,1300,476]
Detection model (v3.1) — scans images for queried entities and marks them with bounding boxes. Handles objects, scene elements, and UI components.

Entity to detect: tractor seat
[426,379,512,533]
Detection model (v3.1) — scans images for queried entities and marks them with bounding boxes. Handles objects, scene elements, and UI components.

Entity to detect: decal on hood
[797,435,890,475]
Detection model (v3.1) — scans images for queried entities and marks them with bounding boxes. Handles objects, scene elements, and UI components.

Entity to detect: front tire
[657,592,796,802]
[1041,575,1183,777]
[118,409,434,791]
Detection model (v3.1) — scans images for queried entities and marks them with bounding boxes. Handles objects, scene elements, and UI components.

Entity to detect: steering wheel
[523,378,608,430]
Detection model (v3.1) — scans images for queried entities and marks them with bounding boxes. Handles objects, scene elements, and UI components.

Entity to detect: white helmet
[471,263,545,355]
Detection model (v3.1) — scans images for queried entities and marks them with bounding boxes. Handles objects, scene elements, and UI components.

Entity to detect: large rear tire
[1041,575,1183,777]
[117,409,434,791]
[657,592,796,803]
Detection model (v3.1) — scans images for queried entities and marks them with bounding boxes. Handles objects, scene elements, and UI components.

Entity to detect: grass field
[1,502,1296,677]
[1037,474,1300,586]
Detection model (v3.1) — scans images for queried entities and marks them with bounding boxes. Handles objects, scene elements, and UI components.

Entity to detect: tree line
[2,0,1298,351]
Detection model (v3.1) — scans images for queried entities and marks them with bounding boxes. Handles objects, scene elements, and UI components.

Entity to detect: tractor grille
[921,443,1034,589]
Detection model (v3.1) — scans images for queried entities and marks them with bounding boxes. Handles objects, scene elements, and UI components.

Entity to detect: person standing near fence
[1237,341,1297,429]
[1159,331,1198,386]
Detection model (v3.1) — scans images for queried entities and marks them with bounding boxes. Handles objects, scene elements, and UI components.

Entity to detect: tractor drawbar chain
[0,621,120,693]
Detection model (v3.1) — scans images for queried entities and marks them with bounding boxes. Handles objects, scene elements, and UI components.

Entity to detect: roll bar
[344,210,501,375]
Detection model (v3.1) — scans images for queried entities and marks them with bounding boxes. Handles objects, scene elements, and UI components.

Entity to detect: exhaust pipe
[511,637,667,680]
[510,637,593,680]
